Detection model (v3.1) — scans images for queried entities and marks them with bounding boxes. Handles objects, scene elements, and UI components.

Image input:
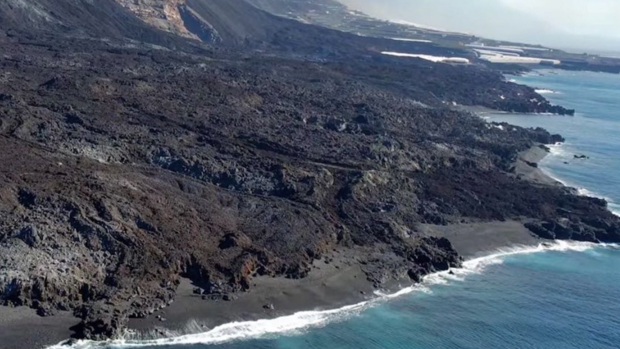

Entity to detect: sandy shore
[419,221,541,259]
[0,144,555,349]
[0,307,78,349]
[122,144,554,341]
[513,145,562,186]
[128,249,377,337]
[127,222,543,340]
[126,222,545,341]
[1,219,545,349]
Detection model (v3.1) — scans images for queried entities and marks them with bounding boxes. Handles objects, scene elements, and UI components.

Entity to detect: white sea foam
[542,143,582,184]
[543,144,619,217]
[389,37,433,43]
[535,89,560,95]
[609,203,620,217]
[578,187,599,197]
[576,187,620,217]
[547,143,569,158]
[47,303,371,349]
[47,241,615,349]
[381,52,470,64]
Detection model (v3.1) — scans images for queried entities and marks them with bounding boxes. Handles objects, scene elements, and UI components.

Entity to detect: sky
[338,0,620,52]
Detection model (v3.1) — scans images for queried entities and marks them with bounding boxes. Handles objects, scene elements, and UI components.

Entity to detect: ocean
[497,70,620,216]
[49,70,620,349]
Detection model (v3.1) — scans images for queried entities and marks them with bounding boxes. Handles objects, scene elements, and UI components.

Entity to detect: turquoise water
[195,245,620,349]
[62,243,620,349]
[492,70,620,215]
[51,71,620,349]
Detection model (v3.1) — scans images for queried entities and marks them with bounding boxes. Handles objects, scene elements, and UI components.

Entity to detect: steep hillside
[114,0,194,38]
[1,0,170,42]
[184,0,288,44]
[108,0,323,45]
[117,0,345,47]
[0,0,473,61]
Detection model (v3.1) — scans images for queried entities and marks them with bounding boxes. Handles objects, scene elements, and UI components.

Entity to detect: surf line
[47,240,616,349]
[538,142,619,218]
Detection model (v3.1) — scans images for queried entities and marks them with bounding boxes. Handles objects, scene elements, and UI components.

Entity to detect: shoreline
[123,220,543,341]
[539,146,620,218]
[2,3,618,348]
[40,218,547,349]
[517,137,619,218]
[9,218,545,349]
[465,105,565,187]
[2,142,581,349]
[5,115,615,349]
[45,239,617,349]
[126,250,378,339]
[513,144,562,187]
[7,123,615,349]
[476,72,620,217]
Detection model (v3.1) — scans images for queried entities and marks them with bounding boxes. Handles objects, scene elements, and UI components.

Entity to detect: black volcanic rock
[0,0,618,342]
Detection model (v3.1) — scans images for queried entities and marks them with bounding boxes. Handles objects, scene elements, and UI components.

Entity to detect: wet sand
[127,221,546,340]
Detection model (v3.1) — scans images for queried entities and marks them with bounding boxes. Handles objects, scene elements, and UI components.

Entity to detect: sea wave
[546,142,570,158]
[47,241,614,349]
[535,146,570,187]
[609,202,620,217]
[535,89,560,95]
[547,169,619,218]
[540,143,619,217]
[47,303,372,349]
[579,192,620,218]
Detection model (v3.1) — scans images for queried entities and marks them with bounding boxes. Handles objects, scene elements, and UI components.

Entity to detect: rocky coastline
[0,1,619,348]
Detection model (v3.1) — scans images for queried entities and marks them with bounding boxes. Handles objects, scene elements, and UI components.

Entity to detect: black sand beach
[513,145,562,186]
[0,220,545,349]
[128,250,376,336]
[0,145,562,349]
[0,307,77,349]
[126,220,545,342]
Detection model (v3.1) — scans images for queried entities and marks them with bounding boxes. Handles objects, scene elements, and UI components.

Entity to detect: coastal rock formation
[0,0,616,342]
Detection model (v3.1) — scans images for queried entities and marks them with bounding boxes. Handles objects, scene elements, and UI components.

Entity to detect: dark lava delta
[0,0,614,340]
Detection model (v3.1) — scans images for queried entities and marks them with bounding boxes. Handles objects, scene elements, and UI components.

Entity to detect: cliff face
[114,0,195,38]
